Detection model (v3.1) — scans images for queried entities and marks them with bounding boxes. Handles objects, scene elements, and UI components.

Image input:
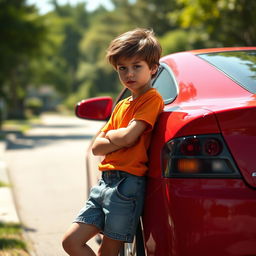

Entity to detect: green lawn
[2,118,40,134]
[0,222,29,256]
[0,181,9,187]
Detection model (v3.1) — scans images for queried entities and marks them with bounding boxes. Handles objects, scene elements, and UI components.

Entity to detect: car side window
[114,88,131,106]
[152,62,178,104]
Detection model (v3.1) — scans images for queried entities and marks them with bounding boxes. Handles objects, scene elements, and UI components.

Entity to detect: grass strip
[0,181,9,188]
[0,222,29,256]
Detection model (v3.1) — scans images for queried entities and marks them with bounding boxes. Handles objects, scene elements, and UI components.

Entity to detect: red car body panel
[143,178,256,256]
[142,49,256,256]
[215,106,256,188]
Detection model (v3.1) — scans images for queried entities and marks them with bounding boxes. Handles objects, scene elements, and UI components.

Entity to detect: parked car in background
[76,47,256,256]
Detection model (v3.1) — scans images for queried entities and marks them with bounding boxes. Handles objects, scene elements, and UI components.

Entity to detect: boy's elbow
[92,148,97,156]
[92,145,103,156]
[91,147,98,156]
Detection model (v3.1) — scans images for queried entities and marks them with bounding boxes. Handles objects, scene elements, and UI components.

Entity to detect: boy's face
[116,56,158,99]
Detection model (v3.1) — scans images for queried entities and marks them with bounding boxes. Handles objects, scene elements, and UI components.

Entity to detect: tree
[0,0,47,119]
[172,0,256,46]
[38,2,90,96]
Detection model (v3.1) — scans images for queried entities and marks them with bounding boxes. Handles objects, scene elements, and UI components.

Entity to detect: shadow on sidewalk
[1,127,93,151]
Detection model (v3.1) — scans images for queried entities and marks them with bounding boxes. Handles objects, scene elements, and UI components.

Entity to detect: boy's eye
[134,65,141,69]
[118,66,126,71]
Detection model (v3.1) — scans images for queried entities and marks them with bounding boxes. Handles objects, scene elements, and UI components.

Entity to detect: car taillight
[162,134,241,178]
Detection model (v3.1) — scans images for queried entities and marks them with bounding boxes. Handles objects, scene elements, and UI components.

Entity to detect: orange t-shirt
[98,88,164,176]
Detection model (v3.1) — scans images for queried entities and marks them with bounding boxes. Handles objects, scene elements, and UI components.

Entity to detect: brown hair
[106,28,162,70]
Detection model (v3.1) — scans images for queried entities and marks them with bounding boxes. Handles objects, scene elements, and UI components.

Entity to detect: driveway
[5,114,103,256]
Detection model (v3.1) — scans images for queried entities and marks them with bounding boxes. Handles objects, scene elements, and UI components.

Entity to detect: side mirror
[75,96,113,121]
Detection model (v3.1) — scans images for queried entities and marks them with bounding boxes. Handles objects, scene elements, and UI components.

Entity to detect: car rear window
[197,50,256,93]
[152,63,178,104]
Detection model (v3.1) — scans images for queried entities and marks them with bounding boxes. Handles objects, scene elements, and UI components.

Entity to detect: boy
[62,28,164,256]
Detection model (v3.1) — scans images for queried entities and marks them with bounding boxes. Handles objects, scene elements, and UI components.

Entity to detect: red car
[76,47,256,256]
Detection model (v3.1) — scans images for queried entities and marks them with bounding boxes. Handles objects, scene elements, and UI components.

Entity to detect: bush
[25,97,43,116]
[64,81,91,111]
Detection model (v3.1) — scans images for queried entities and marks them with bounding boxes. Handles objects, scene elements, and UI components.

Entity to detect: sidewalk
[0,140,19,224]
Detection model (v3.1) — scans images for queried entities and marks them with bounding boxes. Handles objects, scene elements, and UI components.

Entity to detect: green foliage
[36,5,88,95]
[172,0,256,46]
[0,0,47,119]
[160,30,192,54]
[0,181,9,187]
[160,29,211,55]
[132,0,178,36]
[0,223,22,237]
[64,81,91,110]
[25,97,43,116]
[2,118,39,133]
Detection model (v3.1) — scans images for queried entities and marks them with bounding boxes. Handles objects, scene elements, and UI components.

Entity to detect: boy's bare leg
[62,223,100,256]
[98,235,123,256]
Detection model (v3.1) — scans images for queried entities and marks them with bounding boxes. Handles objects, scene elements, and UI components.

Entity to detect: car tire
[119,220,145,256]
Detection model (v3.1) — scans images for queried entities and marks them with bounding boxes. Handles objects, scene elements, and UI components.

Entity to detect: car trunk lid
[214,103,256,188]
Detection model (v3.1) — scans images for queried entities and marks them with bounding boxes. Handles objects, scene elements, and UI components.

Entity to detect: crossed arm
[91,120,147,156]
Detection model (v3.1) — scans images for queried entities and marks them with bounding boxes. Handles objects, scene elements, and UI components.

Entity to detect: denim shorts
[74,170,146,243]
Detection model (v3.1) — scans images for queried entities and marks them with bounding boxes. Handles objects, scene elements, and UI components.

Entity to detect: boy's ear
[151,64,159,76]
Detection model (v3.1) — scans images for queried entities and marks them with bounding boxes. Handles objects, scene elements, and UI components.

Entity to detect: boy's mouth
[127,80,136,84]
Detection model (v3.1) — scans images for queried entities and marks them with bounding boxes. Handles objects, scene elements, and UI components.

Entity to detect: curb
[0,140,38,256]
[0,140,20,223]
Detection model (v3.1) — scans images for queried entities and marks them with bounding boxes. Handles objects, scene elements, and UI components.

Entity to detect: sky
[27,0,114,14]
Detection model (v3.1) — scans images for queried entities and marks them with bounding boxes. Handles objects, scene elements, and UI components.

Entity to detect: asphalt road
[5,114,103,256]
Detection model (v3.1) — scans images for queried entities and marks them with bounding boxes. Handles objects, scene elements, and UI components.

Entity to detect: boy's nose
[127,69,134,77]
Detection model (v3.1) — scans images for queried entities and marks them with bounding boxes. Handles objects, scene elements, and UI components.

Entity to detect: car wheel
[119,242,136,256]
[119,219,145,256]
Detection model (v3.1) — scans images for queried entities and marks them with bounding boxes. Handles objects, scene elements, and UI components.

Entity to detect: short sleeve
[134,93,164,132]
[101,119,113,133]
[101,100,122,133]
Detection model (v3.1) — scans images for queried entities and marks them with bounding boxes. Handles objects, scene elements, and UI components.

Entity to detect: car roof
[160,47,255,105]
[187,47,256,55]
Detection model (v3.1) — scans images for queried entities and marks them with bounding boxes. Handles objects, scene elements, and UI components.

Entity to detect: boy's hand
[91,132,122,156]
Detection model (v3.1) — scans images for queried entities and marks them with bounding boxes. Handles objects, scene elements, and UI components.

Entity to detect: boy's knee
[98,236,123,256]
[62,234,75,253]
